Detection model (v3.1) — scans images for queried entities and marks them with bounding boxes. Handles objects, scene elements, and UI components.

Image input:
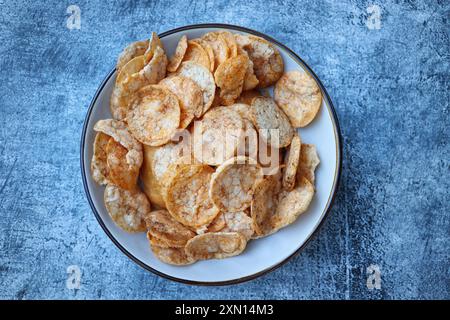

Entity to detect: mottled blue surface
[0,0,448,300]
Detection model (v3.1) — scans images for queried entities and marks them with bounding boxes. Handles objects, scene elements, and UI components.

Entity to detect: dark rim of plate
[80,23,343,286]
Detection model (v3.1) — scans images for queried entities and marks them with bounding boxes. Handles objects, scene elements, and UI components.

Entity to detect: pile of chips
[91,31,322,265]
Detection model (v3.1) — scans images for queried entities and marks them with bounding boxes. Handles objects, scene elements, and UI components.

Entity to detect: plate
[80,24,342,285]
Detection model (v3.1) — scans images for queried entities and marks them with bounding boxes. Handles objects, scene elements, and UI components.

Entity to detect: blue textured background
[0,0,448,300]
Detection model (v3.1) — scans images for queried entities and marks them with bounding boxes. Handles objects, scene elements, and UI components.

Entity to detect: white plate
[80,24,342,285]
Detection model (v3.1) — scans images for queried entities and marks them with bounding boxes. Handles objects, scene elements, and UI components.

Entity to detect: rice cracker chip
[105,137,140,190]
[127,85,180,146]
[91,132,110,185]
[192,107,245,166]
[104,184,149,232]
[214,54,248,105]
[165,164,219,228]
[297,143,320,185]
[201,32,229,70]
[150,243,195,265]
[250,96,294,148]
[167,35,188,72]
[191,38,215,72]
[185,232,247,260]
[144,209,195,247]
[175,61,216,115]
[222,211,254,240]
[182,40,211,71]
[236,89,260,105]
[281,133,301,191]
[110,55,146,120]
[143,32,163,64]
[234,34,283,88]
[250,169,282,237]
[159,75,203,127]
[210,156,263,212]
[116,39,149,71]
[274,70,322,127]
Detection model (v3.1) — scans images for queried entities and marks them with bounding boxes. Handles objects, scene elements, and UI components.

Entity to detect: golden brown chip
[222,211,254,240]
[106,137,140,191]
[210,156,263,212]
[116,39,149,71]
[250,170,282,236]
[185,232,247,260]
[234,34,284,88]
[297,143,320,185]
[93,119,143,164]
[159,76,203,128]
[237,46,259,91]
[147,232,184,248]
[110,56,146,120]
[175,61,216,115]
[192,106,245,166]
[281,133,301,191]
[167,35,188,72]
[206,213,226,233]
[250,96,294,148]
[236,90,260,105]
[182,40,211,71]
[219,31,238,58]
[127,85,180,146]
[104,184,149,233]
[144,210,196,246]
[201,32,229,70]
[191,38,215,72]
[91,132,111,185]
[274,71,322,127]
[214,54,248,105]
[150,243,195,265]
[272,177,314,230]
[123,46,168,93]
[143,32,163,64]
[165,164,219,228]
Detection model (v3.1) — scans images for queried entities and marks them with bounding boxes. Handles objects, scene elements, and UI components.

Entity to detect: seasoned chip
[110,56,146,120]
[281,133,301,191]
[159,75,203,128]
[106,137,140,191]
[147,232,184,248]
[182,40,211,71]
[91,132,110,185]
[143,32,163,64]
[165,164,219,228]
[297,143,320,185]
[250,170,282,236]
[104,184,149,232]
[144,210,196,246]
[236,89,260,105]
[214,54,248,105]
[210,156,263,212]
[150,243,195,265]
[93,119,143,158]
[235,34,284,88]
[191,38,215,72]
[127,85,180,146]
[185,232,247,260]
[272,177,314,230]
[141,139,192,208]
[250,96,294,148]
[116,39,149,71]
[175,61,216,114]
[123,46,168,94]
[219,31,238,57]
[201,32,229,70]
[206,213,226,233]
[192,106,245,166]
[167,35,188,72]
[229,104,258,159]
[222,211,254,240]
[237,46,259,91]
[274,71,322,127]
